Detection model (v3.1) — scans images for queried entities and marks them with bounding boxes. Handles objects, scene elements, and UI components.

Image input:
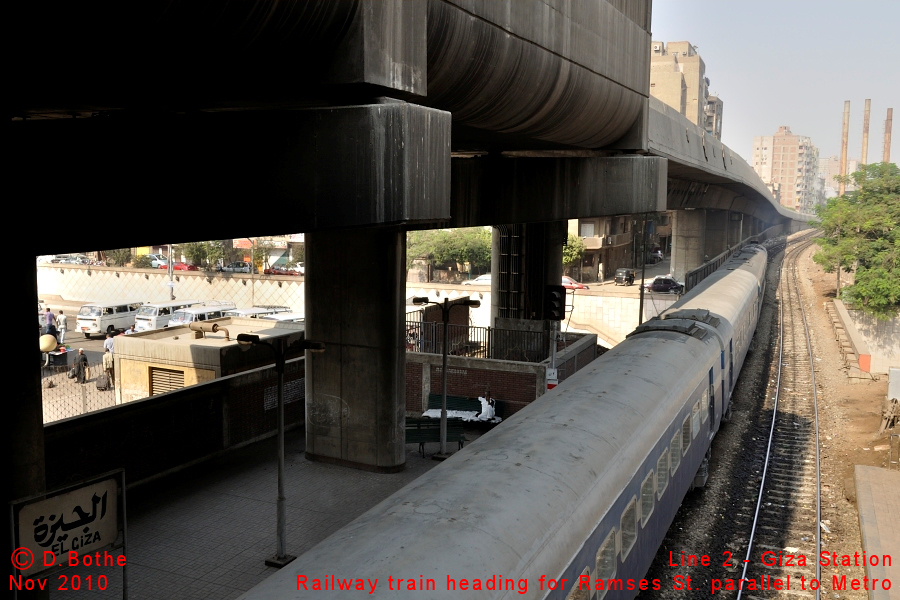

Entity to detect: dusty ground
[641,233,893,599]
[798,240,892,593]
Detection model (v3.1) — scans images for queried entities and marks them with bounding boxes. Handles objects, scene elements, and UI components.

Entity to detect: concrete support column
[704,209,728,258]
[670,209,706,281]
[305,227,406,472]
[728,213,744,246]
[8,267,48,598]
[492,221,566,324]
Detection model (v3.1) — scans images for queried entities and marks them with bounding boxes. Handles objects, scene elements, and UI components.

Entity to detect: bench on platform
[427,393,482,413]
[405,417,466,458]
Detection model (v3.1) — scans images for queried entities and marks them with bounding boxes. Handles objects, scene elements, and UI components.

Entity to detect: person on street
[104,332,115,354]
[125,324,137,335]
[102,347,114,387]
[56,310,68,344]
[74,348,89,384]
[44,307,56,335]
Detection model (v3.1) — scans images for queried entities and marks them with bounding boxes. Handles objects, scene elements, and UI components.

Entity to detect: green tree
[562,234,585,271]
[105,248,132,267]
[132,255,153,269]
[406,228,492,274]
[813,162,900,319]
[179,242,207,267]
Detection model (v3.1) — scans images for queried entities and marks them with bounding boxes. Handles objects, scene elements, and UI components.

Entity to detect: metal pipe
[440,298,449,456]
[839,101,850,196]
[885,108,893,164]
[861,99,871,165]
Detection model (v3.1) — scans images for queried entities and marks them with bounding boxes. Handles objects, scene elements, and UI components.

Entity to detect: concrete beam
[12,102,451,254]
[448,156,667,228]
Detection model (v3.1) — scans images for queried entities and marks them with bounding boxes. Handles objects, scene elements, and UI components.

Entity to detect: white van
[259,312,305,323]
[223,306,291,319]
[76,301,145,338]
[167,301,236,327]
[134,300,203,331]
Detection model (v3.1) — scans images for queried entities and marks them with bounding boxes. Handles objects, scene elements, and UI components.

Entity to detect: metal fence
[405,321,549,363]
[40,360,116,424]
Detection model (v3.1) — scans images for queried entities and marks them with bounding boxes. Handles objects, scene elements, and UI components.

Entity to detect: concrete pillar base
[305,227,406,471]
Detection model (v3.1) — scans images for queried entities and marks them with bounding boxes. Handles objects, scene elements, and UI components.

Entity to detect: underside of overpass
[11,0,806,524]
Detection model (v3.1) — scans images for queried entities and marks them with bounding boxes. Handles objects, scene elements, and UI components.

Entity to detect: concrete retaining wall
[37,264,305,312]
[842,304,900,374]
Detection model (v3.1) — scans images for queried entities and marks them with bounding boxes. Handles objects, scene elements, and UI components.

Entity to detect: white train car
[239,245,768,600]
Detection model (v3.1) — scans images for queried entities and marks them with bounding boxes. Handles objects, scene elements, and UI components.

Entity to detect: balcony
[582,231,633,250]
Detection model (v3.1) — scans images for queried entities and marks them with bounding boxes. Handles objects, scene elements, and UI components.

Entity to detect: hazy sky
[651,0,898,163]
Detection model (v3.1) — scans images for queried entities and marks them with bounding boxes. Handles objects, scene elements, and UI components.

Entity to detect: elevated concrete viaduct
[11,0,805,524]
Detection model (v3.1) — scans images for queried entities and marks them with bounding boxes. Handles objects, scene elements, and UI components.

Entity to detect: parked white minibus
[167,301,236,327]
[76,301,145,338]
[134,300,202,331]
[223,306,291,319]
[259,312,305,323]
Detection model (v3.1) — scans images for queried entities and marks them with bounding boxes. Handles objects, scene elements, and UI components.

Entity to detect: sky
[651,0,898,163]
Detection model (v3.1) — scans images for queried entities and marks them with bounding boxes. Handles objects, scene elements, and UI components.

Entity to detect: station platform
[55,427,482,599]
[854,465,900,599]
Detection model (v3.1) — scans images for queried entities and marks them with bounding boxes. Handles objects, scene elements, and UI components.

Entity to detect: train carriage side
[237,247,769,600]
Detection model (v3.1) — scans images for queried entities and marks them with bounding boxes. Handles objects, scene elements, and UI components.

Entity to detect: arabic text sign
[17,478,118,577]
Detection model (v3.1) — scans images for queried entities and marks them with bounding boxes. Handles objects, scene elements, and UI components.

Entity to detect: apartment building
[650,41,722,139]
[752,126,822,214]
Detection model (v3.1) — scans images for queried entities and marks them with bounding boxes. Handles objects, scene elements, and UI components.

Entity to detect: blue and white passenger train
[241,245,768,600]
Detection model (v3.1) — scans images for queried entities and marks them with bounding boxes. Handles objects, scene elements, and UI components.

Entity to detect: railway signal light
[544,284,565,321]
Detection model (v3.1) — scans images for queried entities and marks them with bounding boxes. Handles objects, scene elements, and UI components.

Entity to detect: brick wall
[406,353,545,418]
[405,361,423,413]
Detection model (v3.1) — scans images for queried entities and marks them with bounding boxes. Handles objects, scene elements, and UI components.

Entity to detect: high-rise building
[650,41,722,139]
[818,155,860,197]
[752,126,821,214]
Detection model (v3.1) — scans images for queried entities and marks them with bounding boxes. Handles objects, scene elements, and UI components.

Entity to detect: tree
[813,162,900,319]
[132,255,153,269]
[406,228,492,274]
[562,234,585,272]
[179,242,207,267]
[105,248,132,267]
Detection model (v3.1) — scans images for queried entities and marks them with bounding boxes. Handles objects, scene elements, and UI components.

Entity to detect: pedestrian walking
[56,310,68,344]
[102,347,114,388]
[104,332,115,354]
[74,348,89,384]
[43,307,56,335]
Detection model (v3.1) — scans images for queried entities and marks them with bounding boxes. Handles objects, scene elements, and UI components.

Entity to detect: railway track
[732,235,822,600]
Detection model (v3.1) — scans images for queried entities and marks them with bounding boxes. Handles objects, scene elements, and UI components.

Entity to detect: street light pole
[236,334,325,568]
[412,296,480,460]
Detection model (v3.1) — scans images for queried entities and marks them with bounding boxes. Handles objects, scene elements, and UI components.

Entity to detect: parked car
[561,276,589,290]
[614,268,635,286]
[649,249,664,263]
[462,274,492,285]
[264,266,298,276]
[145,254,169,268]
[221,261,255,273]
[646,276,684,294]
[158,262,198,271]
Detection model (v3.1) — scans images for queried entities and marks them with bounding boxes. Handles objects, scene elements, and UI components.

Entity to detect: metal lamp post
[411,296,480,459]
[236,333,325,567]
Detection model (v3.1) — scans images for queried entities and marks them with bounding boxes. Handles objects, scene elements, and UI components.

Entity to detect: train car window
[620,498,638,559]
[670,433,681,473]
[656,450,669,498]
[691,401,701,438]
[595,529,617,597]
[640,471,655,527]
[565,568,590,600]
[701,388,709,422]
[681,416,691,455]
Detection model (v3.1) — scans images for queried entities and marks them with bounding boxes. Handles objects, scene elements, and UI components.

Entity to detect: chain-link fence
[40,360,116,423]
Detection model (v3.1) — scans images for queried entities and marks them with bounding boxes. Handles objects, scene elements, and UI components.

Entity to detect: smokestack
[885,108,893,164]
[839,101,850,196]
[861,99,871,166]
